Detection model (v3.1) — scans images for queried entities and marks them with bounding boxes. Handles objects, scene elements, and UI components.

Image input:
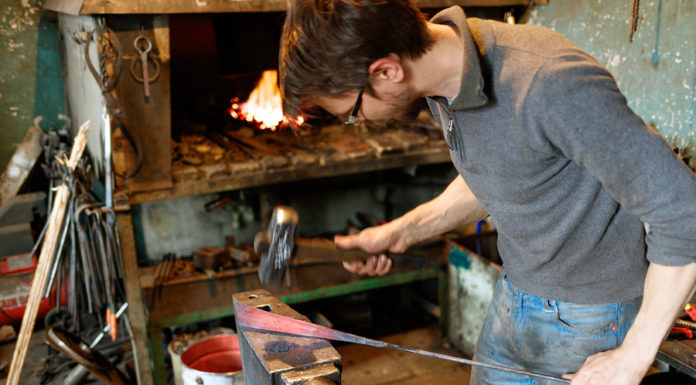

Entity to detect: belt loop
[543,299,554,313]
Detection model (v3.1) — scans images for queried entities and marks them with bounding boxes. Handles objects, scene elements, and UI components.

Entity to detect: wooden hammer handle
[294,238,426,269]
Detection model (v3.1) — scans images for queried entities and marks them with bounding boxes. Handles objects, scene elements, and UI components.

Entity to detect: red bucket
[181,334,244,385]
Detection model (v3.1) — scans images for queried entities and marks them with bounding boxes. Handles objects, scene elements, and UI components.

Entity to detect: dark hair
[279,0,434,123]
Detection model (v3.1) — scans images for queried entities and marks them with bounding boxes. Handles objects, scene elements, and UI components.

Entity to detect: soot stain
[263,341,328,366]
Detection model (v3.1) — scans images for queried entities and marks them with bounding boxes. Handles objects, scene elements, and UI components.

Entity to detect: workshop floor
[337,324,471,385]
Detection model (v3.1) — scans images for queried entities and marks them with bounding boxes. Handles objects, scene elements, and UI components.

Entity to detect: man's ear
[368,54,404,83]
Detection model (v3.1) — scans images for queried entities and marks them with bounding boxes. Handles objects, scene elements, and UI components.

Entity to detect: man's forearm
[620,263,696,365]
[395,175,488,246]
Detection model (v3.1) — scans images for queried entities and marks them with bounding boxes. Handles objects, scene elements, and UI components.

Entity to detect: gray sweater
[427,7,696,304]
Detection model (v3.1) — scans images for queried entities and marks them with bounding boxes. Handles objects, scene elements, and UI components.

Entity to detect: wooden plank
[0,124,44,207]
[43,0,83,14]
[127,146,452,204]
[110,16,173,194]
[116,211,154,385]
[46,0,548,14]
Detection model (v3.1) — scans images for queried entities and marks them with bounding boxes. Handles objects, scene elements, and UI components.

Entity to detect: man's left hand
[563,346,651,385]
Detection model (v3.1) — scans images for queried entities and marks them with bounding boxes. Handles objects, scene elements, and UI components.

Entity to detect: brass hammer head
[255,205,299,285]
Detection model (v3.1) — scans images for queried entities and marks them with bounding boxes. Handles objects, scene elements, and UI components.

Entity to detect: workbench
[657,338,696,379]
[138,252,447,385]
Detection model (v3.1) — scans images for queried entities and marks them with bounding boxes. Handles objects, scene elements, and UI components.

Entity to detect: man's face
[314,84,417,123]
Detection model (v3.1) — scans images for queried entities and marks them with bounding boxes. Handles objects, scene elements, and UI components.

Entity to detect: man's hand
[342,255,393,276]
[562,345,651,385]
[334,222,405,276]
[334,175,487,277]
[564,262,696,385]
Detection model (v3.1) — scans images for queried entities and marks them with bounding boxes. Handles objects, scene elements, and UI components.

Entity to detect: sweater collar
[429,6,488,110]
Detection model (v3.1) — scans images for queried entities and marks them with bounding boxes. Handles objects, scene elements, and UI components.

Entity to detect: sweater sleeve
[523,51,696,266]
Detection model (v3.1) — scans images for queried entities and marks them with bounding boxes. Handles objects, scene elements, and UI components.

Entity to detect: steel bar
[234,300,570,384]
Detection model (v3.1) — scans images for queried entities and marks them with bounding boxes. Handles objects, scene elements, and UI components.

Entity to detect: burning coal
[228,70,303,131]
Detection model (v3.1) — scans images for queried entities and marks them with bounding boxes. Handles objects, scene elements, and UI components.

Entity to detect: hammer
[256,205,427,285]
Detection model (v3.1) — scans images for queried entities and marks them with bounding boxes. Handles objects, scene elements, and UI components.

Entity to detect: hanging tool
[84,25,143,179]
[233,298,570,384]
[130,35,160,99]
[255,205,426,285]
[6,122,90,385]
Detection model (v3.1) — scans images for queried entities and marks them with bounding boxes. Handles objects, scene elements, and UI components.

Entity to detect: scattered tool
[44,327,130,385]
[233,299,570,384]
[6,122,89,385]
[149,253,175,309]
[685,303,696,322]
[193,246,228,297]
[255,205,426,285]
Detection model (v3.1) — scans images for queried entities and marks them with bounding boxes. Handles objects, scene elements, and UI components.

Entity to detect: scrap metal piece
[233,290,341,385]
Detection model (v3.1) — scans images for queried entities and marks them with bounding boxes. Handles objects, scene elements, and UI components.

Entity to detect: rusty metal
[233,290,341,385]
[281,364,339,385]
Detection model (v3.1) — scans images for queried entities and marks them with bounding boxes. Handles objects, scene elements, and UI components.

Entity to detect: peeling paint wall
[0,0,64,172]
[527,0,696,163]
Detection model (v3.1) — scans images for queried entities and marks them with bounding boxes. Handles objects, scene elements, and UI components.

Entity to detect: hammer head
[256,205,299,285]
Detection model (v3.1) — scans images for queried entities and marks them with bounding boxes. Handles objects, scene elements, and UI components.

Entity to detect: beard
[375,87,422,123]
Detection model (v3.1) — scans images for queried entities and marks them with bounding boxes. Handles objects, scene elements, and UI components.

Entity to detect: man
[279,1,696,384]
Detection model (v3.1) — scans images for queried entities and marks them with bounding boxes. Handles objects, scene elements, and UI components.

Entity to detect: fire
[229,70,302,130]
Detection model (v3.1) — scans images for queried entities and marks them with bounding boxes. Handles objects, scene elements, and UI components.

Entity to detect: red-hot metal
[233,300,570,384]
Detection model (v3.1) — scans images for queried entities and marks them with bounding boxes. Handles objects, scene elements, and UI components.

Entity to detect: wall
[0,0,64,172]
[527,0,696,166]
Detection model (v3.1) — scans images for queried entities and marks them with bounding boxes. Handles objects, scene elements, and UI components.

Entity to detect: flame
[229,70,301,130]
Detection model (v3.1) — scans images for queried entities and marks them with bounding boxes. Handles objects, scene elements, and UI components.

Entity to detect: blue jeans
[471,274,641,385]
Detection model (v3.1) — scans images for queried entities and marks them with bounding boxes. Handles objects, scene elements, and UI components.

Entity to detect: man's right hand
[334,222,407,276]
[342,254,393,276]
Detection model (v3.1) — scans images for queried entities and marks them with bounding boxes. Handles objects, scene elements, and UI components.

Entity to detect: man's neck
[407,23,463,100]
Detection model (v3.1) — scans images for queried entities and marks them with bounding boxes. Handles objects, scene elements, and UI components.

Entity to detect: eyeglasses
[337,88,364,125]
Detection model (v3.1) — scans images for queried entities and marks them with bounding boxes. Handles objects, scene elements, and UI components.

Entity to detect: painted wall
[0,0,64,172]
[527,0,696,166]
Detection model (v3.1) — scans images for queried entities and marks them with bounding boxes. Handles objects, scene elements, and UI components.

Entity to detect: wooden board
[110,16,173,194]
[0,124,44,207]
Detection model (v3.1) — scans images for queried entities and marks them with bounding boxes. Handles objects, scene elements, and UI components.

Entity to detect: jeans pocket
[554,301,619,336]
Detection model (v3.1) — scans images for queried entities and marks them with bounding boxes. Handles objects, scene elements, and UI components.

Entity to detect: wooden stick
[6,121,90,385]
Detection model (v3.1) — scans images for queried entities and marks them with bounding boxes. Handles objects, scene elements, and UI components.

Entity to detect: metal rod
[102,105,113,209]
[90,302,128,349]
[234,301,570,384]
[44,199,73,298]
